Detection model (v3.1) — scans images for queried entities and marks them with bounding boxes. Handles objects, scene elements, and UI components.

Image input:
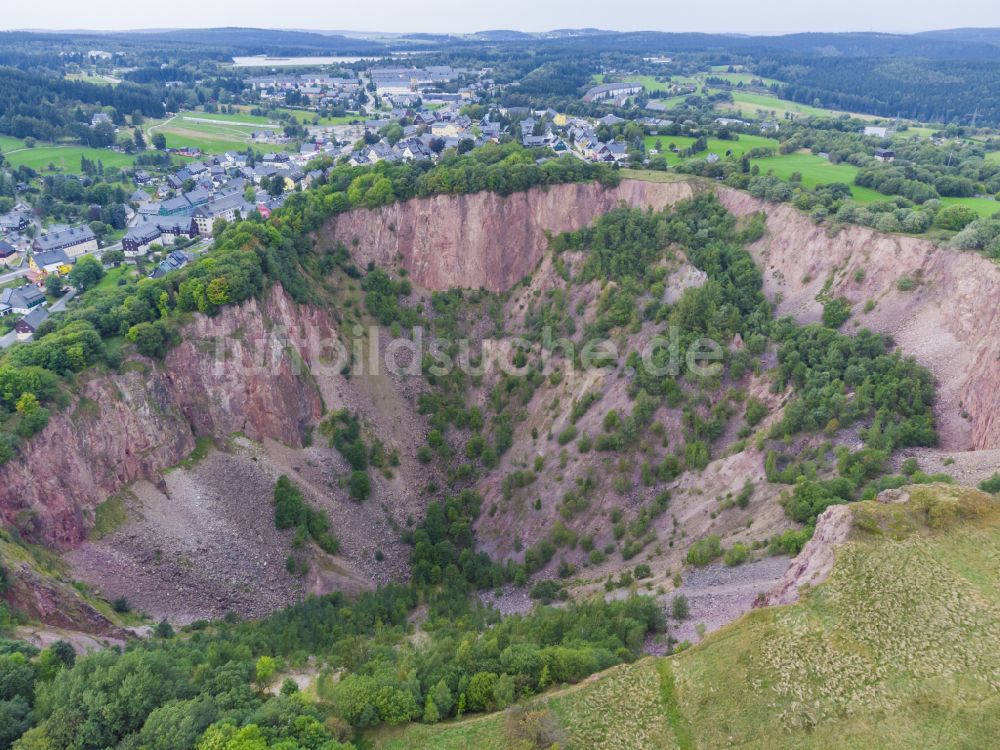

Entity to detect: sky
[2,0,998,36]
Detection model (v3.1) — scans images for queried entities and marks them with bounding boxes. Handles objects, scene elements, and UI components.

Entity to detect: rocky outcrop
[324,179,700,291]
[763,503,854,606]
[0,288,328,548]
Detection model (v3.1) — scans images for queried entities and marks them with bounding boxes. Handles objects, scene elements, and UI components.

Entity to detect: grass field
[0,134,137,171]
[147,113,288,154]
[147,109,345,154]
[749,151,884,203]
[65,72,120,86]
[940,196,1000,218]
[643,133,780,165]
[227,106,361,126]
[270,108,360,126]
[592,73,676,94]
[148,113,261,153]
[719,91,881,122]
[373,485,1000,749]
[708,71,782,87]
[91,265,139,293]
[647,94,695,109]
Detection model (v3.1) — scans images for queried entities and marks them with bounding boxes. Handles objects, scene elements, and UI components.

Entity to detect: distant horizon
[2,25,998,37]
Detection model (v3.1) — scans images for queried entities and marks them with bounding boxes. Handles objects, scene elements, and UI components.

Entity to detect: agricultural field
[591,73,675,94]
[147,112,262,153]
[647,94,694,110]
[708,71,782,87]
[64,72,121,85]
[374,485,1000,750]
[898,125,940,138]
[226,106,362,126]
[146,109,347,154]
[269,108,361,126]
[0,134,137,171]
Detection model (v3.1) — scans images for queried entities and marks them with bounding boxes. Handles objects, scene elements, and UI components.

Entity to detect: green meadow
[643,133,780,164]
[0,135,137,171]
[940,196,1000,218]
[749,151,883,203]
[719,90,882,121]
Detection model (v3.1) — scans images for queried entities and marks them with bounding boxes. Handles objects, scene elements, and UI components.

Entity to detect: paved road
[0,268,25,285]
[49,286,78,312]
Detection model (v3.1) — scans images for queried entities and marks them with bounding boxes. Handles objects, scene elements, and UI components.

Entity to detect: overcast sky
[3,0,997,35]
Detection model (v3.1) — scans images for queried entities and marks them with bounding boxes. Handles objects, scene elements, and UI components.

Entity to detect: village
[0,53,996,346]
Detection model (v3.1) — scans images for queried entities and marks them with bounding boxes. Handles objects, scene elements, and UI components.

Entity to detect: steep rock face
[324,179,700,291]
[0,288,327,548]
[716,188,1000,451]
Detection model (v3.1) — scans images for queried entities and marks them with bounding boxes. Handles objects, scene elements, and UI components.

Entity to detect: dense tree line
[757,57,1000,126]
[0,67,164,141]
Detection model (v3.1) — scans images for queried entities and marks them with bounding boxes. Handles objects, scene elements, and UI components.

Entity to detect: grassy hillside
[371,484,1000,749]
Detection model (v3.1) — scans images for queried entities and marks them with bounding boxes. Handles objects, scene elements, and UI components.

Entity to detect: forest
[0,67,165,142]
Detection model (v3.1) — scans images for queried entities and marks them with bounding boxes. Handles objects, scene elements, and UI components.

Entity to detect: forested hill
[758,57,1000,124]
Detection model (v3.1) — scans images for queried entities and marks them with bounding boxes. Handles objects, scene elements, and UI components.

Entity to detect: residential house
[33,225,97,259]
[192,194,253,236]
[0,212,30,233]
[32,247,74,274]
[15,307,50,341]
[150,250,193,279]
[874,148,896,162]
[122,216,198,257]
[1,284,46,315]
[122,223,164,257]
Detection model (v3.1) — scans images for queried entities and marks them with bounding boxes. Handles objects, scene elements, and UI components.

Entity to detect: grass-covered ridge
[373,484,1000,749]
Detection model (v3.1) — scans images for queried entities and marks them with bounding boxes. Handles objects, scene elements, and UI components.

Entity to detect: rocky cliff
[327,178,1000,451]
[0,288,327,548]
[716,188,1000,451]
[324,179,700,291]
[8,176,1000,549]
